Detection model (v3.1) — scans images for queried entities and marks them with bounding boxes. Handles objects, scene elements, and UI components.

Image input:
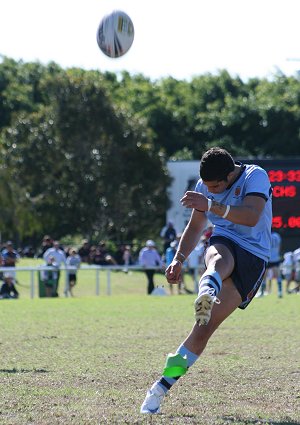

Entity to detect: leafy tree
[1,57,300,246]
[1,67,169,243]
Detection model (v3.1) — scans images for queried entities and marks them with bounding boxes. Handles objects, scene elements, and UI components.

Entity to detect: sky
[1,0,300,81]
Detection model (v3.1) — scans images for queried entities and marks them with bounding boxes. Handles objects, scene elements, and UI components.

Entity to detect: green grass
[0,261,299,424]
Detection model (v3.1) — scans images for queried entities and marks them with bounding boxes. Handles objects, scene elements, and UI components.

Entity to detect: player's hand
[180,191,209,211]
[165,260,182,284]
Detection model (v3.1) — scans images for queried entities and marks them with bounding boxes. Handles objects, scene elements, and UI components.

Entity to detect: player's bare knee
[206,250,222,267]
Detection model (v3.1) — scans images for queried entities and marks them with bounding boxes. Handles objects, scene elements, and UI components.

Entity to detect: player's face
[203,179,228,194]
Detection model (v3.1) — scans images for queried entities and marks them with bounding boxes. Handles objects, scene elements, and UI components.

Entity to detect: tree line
[0,56,299,246]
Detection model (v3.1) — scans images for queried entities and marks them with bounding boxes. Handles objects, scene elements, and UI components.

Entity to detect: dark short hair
[200,147,235,181]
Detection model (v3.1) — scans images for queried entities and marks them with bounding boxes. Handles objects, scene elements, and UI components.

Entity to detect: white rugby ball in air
[96,10,134,58]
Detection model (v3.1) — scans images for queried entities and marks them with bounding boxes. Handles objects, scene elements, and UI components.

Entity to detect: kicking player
[141,147,272,414]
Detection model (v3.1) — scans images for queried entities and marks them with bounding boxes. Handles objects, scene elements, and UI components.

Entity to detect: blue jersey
[269,232,281,262]
[195,163,272,261]
[165,247,176,266]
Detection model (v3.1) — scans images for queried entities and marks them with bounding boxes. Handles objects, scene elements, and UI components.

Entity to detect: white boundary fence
[0,265,176,299]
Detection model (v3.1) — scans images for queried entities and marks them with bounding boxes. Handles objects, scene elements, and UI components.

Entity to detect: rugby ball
[96,10,134,58]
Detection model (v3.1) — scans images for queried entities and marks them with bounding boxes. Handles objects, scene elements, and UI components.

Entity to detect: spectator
[260,231,283,297]
[139,240,163,294]
[281,251,294,293]
[38,235,53,258]
[0,273,19,299]
[65,248,81,297]
[88,245,97,264]
[202,225,213,240]
[187,233,209,293]
[78,239,91,263]
[43,241,67,296]
[115,244,126,265]
[91,242,117,266]
[165,241,182,294]
[115,244,132,265]
[101,241,117,265]
[292,247,300,293]
[160,221,177,251]
[91,247,105,265]
[2,241,20,280]
[41,256,59,297]
[22,245,35,258]
[123,245,133,268]
[115,245,134,272]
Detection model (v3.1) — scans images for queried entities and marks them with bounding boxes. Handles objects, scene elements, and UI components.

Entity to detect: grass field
[0,261,299,424]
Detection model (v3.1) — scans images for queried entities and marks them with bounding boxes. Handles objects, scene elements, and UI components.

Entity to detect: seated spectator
[22,245,35,258]
[90,247,105,265]
[88,246,97,264]
[78,239,91,263]
[91,242,117,266]
[100,241,117,265]
[0,273,19,299]
[115,245,134,269]
[115,245,126,265]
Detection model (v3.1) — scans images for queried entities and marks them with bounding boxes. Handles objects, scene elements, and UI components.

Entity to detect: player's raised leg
[194,243,234,325]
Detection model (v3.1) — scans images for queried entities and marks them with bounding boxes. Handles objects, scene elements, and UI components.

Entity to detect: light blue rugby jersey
[269,232,281,263]
[195,163,272,261]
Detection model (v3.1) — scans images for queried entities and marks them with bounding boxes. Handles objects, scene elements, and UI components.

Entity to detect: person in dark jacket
[0,273,19,299]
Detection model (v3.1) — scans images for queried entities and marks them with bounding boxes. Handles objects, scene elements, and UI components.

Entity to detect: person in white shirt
[139,240,163,294]
[261,232,283,298]
[292,247,300,293]
[281,251,294,293]
[43,241,67,296]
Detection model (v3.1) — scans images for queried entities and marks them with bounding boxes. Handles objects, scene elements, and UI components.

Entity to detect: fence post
[30,270,35,299]
[106,269,111,295]
[64,269,69,297]
[96,268,100,296]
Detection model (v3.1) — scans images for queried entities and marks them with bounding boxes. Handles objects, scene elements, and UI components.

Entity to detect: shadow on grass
[222,416,300,425]
[0,368,49,374]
